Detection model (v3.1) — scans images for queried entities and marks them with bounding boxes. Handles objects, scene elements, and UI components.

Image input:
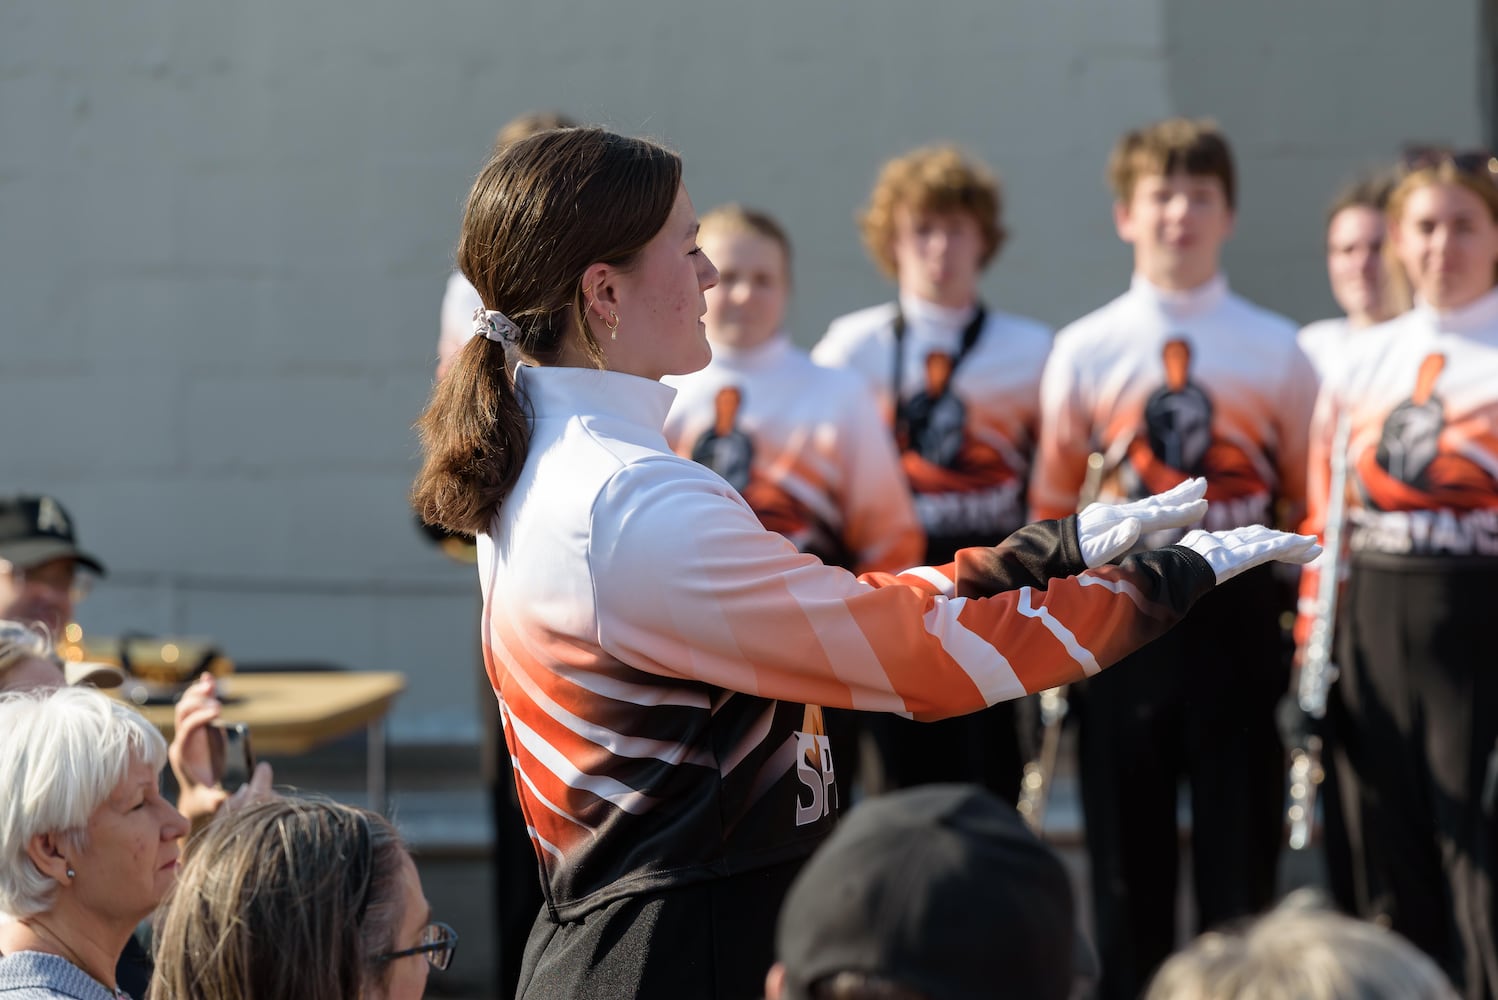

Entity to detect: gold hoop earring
[607,311,620,341]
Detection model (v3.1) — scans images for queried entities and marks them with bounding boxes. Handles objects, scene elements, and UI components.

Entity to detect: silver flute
[1286,413,1351,851]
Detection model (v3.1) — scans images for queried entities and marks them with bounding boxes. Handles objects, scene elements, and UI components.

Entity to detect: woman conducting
[412,125,1318,999]
[0,687,189,999]
[1299,149,1498,999]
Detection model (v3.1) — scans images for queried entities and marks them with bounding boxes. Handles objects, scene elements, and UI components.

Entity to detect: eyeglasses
[375,921,458,972]
[1400,146,1498,184]
[0,559,94,606]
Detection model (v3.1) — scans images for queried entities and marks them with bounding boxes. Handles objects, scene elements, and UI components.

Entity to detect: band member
[1031,118,1319,1000]
[1296,172,1403,921]
[1299,173,1402,380]
[813,145,1052,801]
[411,126,1316,999]
[1300,148,1498,999]
[666,205,922,576]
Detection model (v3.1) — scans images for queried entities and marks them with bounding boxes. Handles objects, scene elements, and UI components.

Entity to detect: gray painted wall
[2,1,1484,742]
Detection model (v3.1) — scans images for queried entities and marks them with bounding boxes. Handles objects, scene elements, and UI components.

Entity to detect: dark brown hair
[411,127,683,535]
[1108,117,1237,209]
[150,797,409,1000]
[491,110,579,157]
[859,145,1006,279]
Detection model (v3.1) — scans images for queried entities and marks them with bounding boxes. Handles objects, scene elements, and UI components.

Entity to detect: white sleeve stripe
[526,826,566,861]
[924,597,1028,705]
[1077,571,1149,611]
[506,712,655,814]
[507,749,588,832]
[901,565,954,596]
[1016,586,1104,678]
[501,647,716,767]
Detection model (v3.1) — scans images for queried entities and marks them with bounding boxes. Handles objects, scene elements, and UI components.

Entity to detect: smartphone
[207,721,255,793]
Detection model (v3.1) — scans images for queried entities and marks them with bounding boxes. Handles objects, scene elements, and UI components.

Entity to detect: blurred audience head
[860,145,1006,302]
[152,796,453,1000]
[766,783,1084,1000]
[0,495,106,637]
[0,686,182,926]
[0,619,123,692]
[1144,891,1457,1000]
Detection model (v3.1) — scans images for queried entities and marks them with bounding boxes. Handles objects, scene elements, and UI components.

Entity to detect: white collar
[705,333,792,371]
[897,293,980,332]
[1411,285,1498,335]
[1128,273,1229,320]
[514,364,677,431]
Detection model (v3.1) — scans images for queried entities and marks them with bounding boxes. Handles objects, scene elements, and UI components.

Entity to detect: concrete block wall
[1,0,1484,743]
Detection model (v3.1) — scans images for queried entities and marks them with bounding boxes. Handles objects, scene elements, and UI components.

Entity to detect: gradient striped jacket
[479,364,1215,920]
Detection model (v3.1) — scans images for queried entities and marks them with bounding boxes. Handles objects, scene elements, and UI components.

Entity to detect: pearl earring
[65,868,76,880]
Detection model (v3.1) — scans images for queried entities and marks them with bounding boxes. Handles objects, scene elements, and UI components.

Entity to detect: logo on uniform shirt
[794,704,837,826]
[691,384,755,493]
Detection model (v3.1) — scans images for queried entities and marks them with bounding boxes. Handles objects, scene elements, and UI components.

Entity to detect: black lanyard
[891,302,987,443]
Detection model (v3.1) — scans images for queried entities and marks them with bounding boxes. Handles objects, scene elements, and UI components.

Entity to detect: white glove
[1179,525,1322,584]
[1077,478,1209,568]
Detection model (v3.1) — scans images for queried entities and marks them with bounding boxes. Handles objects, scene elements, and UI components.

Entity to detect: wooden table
[121,671,406,813]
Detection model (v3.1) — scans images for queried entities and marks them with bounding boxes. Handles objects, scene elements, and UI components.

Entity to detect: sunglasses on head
[1400,146,1498,184]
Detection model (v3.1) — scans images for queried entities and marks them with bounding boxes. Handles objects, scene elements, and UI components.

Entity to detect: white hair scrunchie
[472,306,521,344]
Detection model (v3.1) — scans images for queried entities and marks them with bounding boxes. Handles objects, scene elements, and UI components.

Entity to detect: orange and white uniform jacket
[1031,275,1315,538]
[480,364,1218,920]
[663,333,924,574]
[812,296,1053,559]
[1296,288,1498,637]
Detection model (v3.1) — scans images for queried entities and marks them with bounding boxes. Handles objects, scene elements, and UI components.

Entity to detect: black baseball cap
[776,784,1084,1000]
[0,496,106,575]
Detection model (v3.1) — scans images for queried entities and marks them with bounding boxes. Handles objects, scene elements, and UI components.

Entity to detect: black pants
[1334,562,1498,999]
[516,859,803,1000]
[1078,566,1287,1000]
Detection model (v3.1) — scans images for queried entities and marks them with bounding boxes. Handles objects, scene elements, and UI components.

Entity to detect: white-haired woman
[0,686,189,999]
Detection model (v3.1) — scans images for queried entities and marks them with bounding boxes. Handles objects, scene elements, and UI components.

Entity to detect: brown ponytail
[411,127,682,536]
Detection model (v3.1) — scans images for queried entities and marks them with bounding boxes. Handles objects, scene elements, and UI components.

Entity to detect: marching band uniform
[1032,274,1317,999]
[663,332,924,576]
[1299,287,1498,998]
[488,363,1223,999]
[812,294,1052,799]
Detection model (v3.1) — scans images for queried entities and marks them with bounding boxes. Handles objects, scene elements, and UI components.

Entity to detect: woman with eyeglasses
[150,797,454,1000]
[1297,148,1498,999]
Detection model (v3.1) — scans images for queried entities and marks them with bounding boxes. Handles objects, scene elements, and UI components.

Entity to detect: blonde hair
[1107,117,1237,208]
[858,145,1006,279]
[700,203,793,278]
[1145,896,1456,1000]
[1384,157,1498,308]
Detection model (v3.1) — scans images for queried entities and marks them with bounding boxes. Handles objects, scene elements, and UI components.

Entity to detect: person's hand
[170,674,228,826]
[1179,525,1322,584]
[1077,478,1209,568]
